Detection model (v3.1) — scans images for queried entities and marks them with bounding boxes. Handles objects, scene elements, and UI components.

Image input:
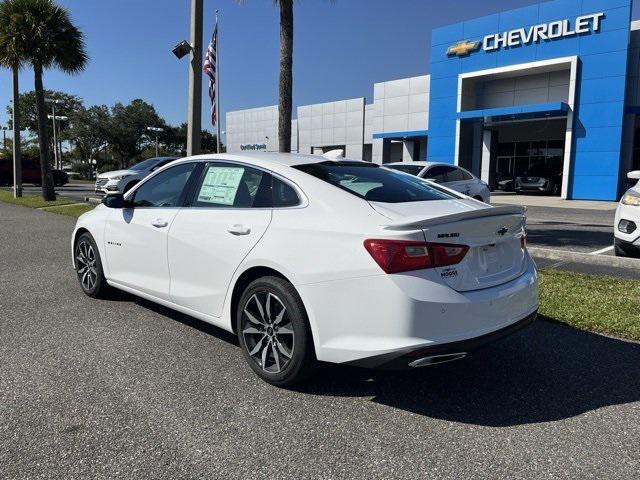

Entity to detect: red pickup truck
[0,161,68,187]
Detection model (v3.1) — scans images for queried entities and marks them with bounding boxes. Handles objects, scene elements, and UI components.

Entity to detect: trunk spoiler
[383,205,526,230]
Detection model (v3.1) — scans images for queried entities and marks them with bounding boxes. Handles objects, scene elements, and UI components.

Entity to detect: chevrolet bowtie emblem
[447,40,480,57]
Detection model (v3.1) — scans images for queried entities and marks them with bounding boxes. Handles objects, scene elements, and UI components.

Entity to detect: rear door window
[423,165,449,183]
[272,177,300,207]
[294,161,457,203]
[445,167,466,182]
[192,163,272,208]
[459,168,474,180]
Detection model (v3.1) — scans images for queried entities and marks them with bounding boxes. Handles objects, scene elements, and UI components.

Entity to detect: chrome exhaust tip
[408,352,467,368]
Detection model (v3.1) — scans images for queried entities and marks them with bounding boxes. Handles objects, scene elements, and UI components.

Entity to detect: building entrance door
[492,139,564,192]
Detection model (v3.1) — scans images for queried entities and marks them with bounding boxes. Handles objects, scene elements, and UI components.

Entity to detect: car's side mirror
[627,170,640,180]
[102,193,133,209]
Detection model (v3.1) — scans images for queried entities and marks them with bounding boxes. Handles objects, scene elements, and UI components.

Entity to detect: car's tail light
[363,239,469,274]
[520,234,527,250]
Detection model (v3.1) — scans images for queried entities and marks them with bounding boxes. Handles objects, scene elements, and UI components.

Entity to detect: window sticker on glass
[198,166,245,205]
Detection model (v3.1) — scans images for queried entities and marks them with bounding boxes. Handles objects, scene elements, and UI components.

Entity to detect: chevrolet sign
[448,12,604,56]
[447,40,480,57]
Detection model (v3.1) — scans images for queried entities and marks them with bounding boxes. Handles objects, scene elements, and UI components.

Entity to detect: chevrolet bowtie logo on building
[446,40,480,57]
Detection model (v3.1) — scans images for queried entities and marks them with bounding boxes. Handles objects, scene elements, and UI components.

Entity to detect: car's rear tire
[236,276,317,387]
[74,232,111,298]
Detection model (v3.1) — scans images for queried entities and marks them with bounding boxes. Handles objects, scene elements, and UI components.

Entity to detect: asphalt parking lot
[492,193,617,254]
[525,205,615,254]
[1,201,639,479]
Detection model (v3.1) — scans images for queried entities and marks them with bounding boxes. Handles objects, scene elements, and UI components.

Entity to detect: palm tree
[0,1,24,197]
[276,0,293,153]
[0,0,87,201]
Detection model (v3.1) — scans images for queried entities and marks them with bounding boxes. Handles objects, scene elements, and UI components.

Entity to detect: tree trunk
[278,0,293,153]
[12,65,22,198]
[34,65,56,201]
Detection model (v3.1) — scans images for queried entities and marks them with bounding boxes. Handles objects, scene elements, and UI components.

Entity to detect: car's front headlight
[621,191,640,206]
[111,175,131,181]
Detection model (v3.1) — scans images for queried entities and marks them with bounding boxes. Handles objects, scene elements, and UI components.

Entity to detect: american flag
[203,24,218,127]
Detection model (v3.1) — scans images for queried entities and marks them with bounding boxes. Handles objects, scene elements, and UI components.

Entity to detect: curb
[529,246,640,270]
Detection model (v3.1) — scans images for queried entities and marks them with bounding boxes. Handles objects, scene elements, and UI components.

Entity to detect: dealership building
[226,0,640,200]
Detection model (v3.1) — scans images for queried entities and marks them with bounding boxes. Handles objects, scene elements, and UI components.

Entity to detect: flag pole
[215,10,221,153]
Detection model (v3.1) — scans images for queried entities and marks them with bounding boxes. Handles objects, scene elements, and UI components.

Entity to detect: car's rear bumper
[298,254,539,365]
[346,310,537,369]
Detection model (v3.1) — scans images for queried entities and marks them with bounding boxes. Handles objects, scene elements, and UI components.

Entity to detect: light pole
[9,97,22,198]
[1,126,7,150]
[146,127,164,157]
[45,98,63,169]
[172,0,203,156]
[47,114,68,170]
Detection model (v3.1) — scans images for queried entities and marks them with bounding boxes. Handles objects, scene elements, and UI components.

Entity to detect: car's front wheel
[236,276,317,387]
[75,232,111,298]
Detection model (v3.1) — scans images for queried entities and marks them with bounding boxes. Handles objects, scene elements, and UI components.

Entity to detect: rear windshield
[294,161,458,203]
[385,164,424,176]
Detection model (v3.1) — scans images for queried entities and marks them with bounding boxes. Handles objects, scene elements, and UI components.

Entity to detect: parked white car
[95,157,179,195]
[72,153,538,386]
[614,170,640,258]
[385,161,491,203]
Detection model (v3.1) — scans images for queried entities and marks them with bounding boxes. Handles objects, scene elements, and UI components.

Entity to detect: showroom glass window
[131,162,197,208]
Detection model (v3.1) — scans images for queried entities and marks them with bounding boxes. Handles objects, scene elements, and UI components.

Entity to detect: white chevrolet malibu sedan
[72,153,538,386]
[614,171,640,257]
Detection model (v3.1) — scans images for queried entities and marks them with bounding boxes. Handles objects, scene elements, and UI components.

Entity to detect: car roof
[144,156,180,162]
[177,152,373,169]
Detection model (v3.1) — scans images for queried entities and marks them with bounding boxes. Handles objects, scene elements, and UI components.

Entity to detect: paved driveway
[1,202,639,479]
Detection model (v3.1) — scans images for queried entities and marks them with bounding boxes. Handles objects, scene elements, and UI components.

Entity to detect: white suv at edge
[615,170,640,257]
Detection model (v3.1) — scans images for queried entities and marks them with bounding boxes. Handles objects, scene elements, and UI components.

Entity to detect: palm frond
[0,0,88,73]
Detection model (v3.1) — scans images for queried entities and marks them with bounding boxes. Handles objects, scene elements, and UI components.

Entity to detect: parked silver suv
[95,157,179,195]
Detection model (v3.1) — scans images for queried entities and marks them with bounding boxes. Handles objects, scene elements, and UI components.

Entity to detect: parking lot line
[590,245,615,255]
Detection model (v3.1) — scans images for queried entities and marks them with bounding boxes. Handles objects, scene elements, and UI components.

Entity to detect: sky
[1,0,640,137]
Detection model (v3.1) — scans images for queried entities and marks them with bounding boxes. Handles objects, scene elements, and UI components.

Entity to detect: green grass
[540,269,640,342]
[40,203,95,217]
[0,189,77,208]
[0,189,94,217]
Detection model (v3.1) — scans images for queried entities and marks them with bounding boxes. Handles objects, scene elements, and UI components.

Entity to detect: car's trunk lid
[370,200,527,292]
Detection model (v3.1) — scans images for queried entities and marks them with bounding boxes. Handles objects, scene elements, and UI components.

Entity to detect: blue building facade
[428,0,635,200]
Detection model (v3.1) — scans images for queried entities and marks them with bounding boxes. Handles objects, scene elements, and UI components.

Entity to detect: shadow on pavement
[294,318,640,427]
[113,290,640,427]
[527,228,613,249]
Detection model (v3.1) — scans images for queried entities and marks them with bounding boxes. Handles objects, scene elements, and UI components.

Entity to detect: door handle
[151,218,168,228]
[227,224,251,236]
